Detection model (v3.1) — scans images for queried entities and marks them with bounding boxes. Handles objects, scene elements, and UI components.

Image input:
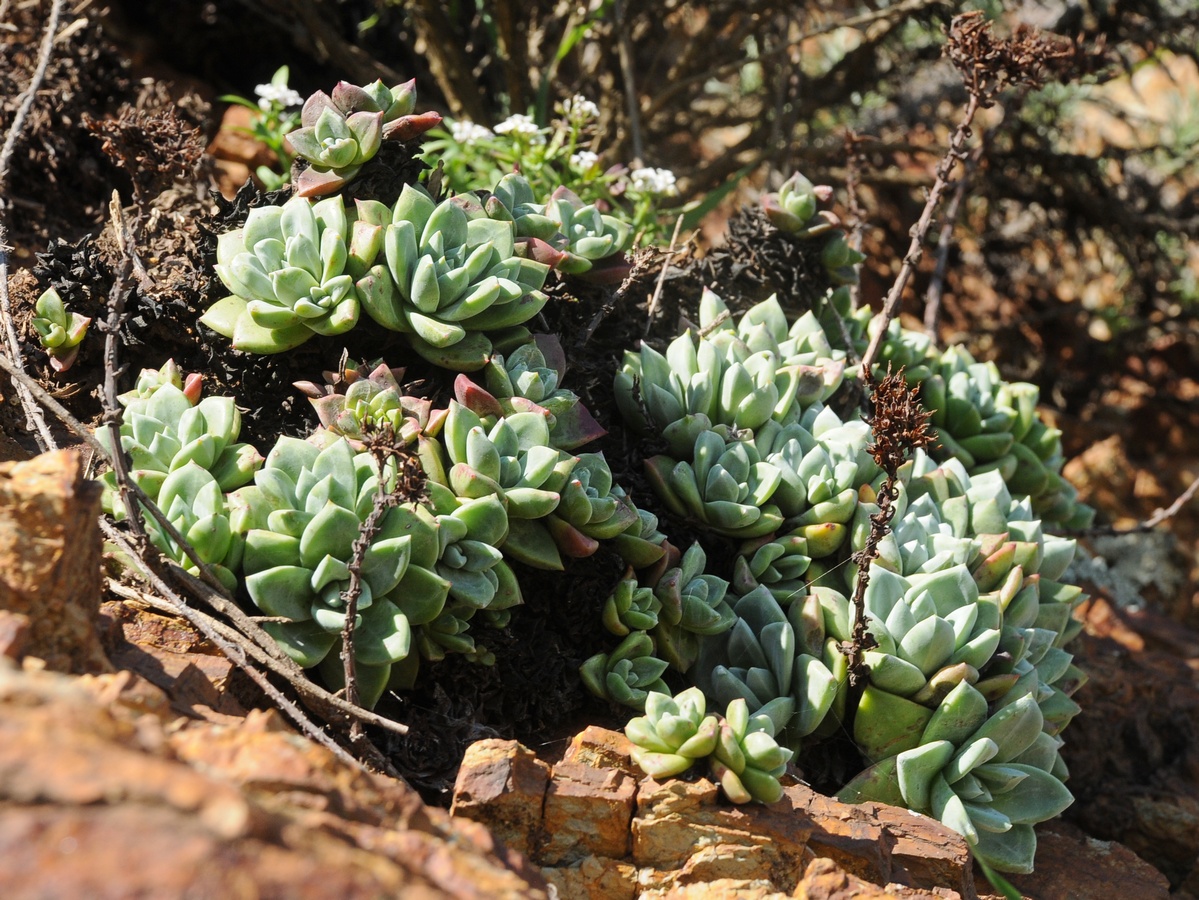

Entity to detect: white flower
[629,167,677,197]
[494,113,545,143]
[450,119,495,144]
[558,94,600,122]
[254,82,303,111]
[571,150,600,170]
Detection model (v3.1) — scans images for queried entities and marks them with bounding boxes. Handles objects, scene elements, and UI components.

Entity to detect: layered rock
[452,727,977,899]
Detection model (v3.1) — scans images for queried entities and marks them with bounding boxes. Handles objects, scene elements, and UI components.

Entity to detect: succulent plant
[204,195,359,353]
[289,78,441,197]
[602,571,663,636]
[230,436,448,707]
[919,345,1095,530]
[357,184,552,370]
[651,542,736,672]
[476,335,607,450]
[710,697,795,804]
[692,586,845,749]
[761,172,838,238]
[624,686,720,778]
[31,287,90,372]
[838,685,1073,874]
[144,462,244,592]
[580,631,671,710]
[485,174,633,283]
[100,365,263,513]
[613,292,847,446]
[610,506,671,576]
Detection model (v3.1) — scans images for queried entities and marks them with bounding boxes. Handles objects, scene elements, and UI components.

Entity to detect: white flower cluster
[558,94,600,122]
[450,119,495,145]
[629,166,678,197]
[571,150,600,171]
[494,113,545,143]
[254,82,304,111]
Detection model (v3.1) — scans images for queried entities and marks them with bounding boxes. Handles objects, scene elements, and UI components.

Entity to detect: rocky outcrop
[452,728,978,899]
[0,658,549,899]
[0,450,107,674]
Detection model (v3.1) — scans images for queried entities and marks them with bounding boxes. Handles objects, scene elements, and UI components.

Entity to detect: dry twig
[845,366,934,693]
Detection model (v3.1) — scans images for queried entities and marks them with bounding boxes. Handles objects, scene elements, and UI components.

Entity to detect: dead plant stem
[860,92,982,377]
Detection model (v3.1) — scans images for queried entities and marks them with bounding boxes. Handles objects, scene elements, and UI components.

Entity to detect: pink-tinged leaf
[308,395,346,430]
[425,406,449,437]
[548,401,607,451]
[533,333,567,381]
[301,91,337,129]
[182,373,204,405]
[761,194,804,232]
[453,374,504,418]
[381,111,443,142]
[292,380,326,398]
[550,185,585,209]
[295,166,353,198]
[331,81,377,113]
[515,236,569,268]
[366,362,404,391]
[572,252,631,285]
[502,396,551,418]
[544,513,599,558]
[48,346,80,372]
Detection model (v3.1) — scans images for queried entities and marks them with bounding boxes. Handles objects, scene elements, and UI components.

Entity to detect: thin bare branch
[614,0,644,164]
[0,1,65,453]
[859,92,982,377]
[1070,472,1199,538]
[924,145,982,340]
[99,537,371,773]
[0,0,64,192]
[644,214,685,337]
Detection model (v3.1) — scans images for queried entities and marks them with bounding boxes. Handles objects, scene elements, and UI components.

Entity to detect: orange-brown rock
[1007,823,1170,900]
[0,660,549,899]
[542,761,637,864]
[450,727,979,899]
[0,450,107,673]
[452,738,552,858]
[794,857,963,899]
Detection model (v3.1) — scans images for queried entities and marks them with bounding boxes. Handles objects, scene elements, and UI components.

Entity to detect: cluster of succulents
[587,542,735,688]
[31,287,90,372]
[98,362,263,590]
[489,174,634,283]
[624,688,794,804]
[288,78,441,197]
[95,78,1101,881]
[602,281,1091,872]
[204,171,638,370]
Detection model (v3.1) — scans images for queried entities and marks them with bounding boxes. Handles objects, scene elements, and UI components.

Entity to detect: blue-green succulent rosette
[204,194,359,353]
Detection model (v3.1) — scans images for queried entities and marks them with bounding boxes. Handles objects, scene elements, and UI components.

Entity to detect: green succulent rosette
[624,687,721,779]
[205,195,359,353]
[357,184,551,371]
[692,586,845,749]
[100,368,263,514]
[710,697,795,804]
[651,542,736,672]
[289,78,441,197]
[839,685,1073,874]
[230,436,449,707]
[580,631,671,710]
[614,292,846,445]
